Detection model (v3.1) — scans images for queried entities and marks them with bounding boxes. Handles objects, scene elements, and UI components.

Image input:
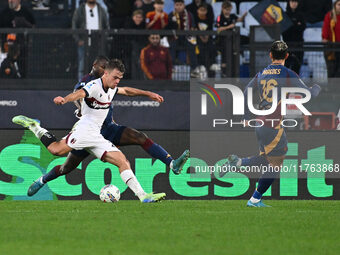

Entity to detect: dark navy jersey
[244,64,321,127]
[74,73,97,91]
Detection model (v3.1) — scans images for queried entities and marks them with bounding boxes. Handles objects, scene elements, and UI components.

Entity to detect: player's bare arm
[118,87,164,103]
[54,89,87,105]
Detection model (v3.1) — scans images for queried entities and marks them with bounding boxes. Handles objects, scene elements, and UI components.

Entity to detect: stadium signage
[0,143,335,199]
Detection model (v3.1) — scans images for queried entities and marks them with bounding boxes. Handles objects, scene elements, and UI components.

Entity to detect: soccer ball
[99,184,120,202]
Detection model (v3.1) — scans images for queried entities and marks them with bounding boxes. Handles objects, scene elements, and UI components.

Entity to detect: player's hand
[148,92,164,103]
[54,96,66,105]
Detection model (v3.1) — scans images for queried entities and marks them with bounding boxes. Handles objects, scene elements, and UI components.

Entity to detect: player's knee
[125,159,131,168]
[118,156,131,170]
[48,147,60,156]
[267,156,285,167]
[135,131,148,145]
[48,147,64,157]
[59,165,74,175]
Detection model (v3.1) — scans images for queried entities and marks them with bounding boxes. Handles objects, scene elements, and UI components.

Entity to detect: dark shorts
[71,122,127,158]
[255,126,288,157]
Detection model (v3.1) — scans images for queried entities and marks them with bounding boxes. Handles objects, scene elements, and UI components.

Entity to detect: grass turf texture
[0,200,339,255]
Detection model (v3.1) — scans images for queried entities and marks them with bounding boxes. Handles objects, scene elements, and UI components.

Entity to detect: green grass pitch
[0,200,339,255]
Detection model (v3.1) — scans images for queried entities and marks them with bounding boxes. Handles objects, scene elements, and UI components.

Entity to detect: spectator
[146,0,168,29]
[125,9,147,79]
[0,43,21,78]
[215,1,246,33]
[104,0,134,28]
[186,0,214,27]
[125,9,146,29]
[195,3,216,77]
[167,0,199,77]
[140,34,172,80]
[0,0,35,28]
[215,0,246,76]
[134,0,154,18]
[72,0,109,80]
[299,0,332,27]
[0,0,35,78]
[322,0,340,77]
[283,0,306,74]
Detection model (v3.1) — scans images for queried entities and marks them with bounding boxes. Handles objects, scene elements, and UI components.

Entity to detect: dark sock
[252,170,279,199]
[241,155,268,167]
[42,165,62,183]
[142,138,173,166]
[40,132,57,147]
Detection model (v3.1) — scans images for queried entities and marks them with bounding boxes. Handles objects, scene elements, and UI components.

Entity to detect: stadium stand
[303,27,328,80]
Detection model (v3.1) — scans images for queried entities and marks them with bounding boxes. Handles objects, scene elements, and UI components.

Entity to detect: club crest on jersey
[70,138,76,144]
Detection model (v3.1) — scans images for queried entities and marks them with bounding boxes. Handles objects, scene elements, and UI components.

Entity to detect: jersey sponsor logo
[85,97,111,109]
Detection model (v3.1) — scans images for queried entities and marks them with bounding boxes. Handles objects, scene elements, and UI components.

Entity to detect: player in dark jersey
[220,41,321,207]
[56,56,189,184]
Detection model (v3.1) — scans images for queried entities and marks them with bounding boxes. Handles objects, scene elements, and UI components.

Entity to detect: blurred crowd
[0,0,339,80]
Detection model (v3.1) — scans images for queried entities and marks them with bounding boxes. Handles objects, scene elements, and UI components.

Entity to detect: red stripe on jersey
[86,97,111,106]
[101,151,107,162]
[65,132,72,144]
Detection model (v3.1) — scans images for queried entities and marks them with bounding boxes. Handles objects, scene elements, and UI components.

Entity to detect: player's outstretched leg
[12,115,57,148]
[220,154,275,207]
[170,149,190,174]
[13,115,72,157]
[247,171,276,208]
[220,154,241,177]
[27,177,45,197]
[120,170,166,203]
[12,115,40,128]
[119,128,189,174]
[104,151,166,203]
[247,156,283,207]
[27,153,84,196]
[140,192,166,203]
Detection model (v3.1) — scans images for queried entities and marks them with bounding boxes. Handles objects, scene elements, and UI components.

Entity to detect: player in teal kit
[220,41,321,207]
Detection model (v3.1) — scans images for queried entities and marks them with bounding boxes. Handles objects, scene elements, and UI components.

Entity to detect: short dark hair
[106,59,125,73]
[174,0,184,3]
[155,0,164,4]
[270,40,288,60]
[222,0,232,9]
[93,55,109,66]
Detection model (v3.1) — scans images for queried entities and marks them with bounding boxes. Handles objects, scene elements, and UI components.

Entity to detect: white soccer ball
[99,184,120,202]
